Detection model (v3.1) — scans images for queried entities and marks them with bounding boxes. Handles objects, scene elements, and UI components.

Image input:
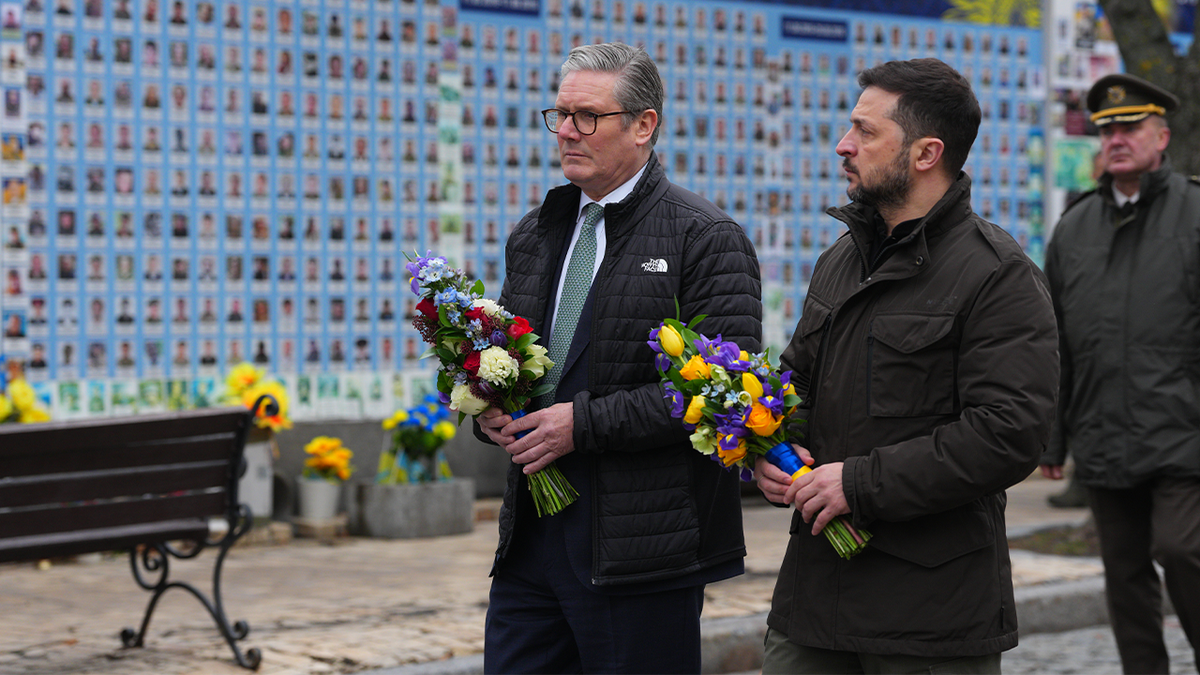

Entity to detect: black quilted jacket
[479,154,762,586]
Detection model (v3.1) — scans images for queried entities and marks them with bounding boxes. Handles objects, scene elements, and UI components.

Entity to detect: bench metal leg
[121,505,261,670]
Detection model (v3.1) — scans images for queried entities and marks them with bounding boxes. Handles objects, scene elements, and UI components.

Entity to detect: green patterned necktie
[536,202,604,408]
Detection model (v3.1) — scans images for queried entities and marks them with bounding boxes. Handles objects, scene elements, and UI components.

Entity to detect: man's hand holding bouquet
[406,252,578,516]
[649,310,871,559]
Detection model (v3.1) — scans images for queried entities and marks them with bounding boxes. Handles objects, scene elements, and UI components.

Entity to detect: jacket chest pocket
[868,312,957,417]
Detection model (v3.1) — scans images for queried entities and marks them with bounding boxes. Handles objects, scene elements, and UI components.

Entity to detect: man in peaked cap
[1042,72,1200,674]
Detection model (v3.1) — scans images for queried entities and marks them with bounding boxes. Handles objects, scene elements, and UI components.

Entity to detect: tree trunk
[1099,0,1200,175]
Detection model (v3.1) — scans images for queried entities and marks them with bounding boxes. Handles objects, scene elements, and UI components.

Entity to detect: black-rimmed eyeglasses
[541,108,629,135]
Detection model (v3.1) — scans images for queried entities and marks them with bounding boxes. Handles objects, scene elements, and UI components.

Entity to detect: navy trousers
[484,512,705,674]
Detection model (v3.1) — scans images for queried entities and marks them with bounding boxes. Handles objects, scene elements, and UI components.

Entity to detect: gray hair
[561,42,663,145]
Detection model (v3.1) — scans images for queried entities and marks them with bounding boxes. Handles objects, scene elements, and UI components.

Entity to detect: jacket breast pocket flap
[869,313,957,417]
[797,300,831,340]
[867,505,993,568]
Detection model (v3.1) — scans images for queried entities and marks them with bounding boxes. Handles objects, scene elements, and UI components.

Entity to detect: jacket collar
[827,172,974,277]
[1097,153,1173,209]
[536,151,666,241]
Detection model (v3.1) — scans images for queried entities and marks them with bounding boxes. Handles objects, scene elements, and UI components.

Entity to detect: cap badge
[1107,85,1127,104]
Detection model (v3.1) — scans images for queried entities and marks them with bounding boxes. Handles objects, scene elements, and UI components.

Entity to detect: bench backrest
[0,407,254,563]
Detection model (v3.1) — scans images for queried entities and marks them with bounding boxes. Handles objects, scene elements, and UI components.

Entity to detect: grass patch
[1008,522,1100,557]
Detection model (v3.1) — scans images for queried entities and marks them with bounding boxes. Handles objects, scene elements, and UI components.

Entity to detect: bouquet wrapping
[649,313,871,560]
[406,252,578,517]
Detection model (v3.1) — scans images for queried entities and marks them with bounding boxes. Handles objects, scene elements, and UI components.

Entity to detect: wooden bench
[0,396,277,670]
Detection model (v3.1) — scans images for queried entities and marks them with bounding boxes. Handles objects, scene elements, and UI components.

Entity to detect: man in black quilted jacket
[474,42,761,673]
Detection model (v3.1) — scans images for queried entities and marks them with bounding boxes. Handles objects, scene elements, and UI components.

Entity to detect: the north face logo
[642,259,668,273]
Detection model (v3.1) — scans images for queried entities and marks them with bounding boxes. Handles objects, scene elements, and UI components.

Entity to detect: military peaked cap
[1088,73,1180,126]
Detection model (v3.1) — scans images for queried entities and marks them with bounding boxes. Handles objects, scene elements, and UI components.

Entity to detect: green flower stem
[526,461,579,517]
[822,517,872,560]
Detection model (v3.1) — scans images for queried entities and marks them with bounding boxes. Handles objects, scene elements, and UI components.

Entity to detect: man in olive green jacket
[757,58,1058,673]
[1042,73,1200,674]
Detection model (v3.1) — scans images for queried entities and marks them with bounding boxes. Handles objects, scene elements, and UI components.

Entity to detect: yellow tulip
[745,403,783,437]
[741,372,763,399]
[659,324,685,357]
[679,355,711,381]
[684,396,706,425]
[739,350,750,361]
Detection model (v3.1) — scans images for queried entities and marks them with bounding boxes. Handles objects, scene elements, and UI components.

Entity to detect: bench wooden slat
[0,461,233,509]
[0,491,229,540]
[0,519,211,563]
[0,408,249,456]
[1,435,242,481]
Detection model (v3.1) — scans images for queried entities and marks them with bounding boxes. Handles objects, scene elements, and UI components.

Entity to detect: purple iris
[490,330,508,347]
[693,333,720,356]
[663,382,685,418]
[405,251,437,295]
[646,326,662,353]
[405,263,425,295]
[655,352,673,374]
[758,395,786,416]
[438,390,451,405]
[779,370,793,389]
[477,380,497,397]
[718,433,744,453]
[704,340,750,372]
[713,408,749,438]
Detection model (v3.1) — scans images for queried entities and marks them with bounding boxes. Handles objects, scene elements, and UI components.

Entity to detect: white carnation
[477,346,519,386]
[473,298,504,317]
[449,383,488,415]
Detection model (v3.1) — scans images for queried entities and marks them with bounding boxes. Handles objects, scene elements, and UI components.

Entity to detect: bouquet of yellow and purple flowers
[649,313,871,559]
[406,251,577,517]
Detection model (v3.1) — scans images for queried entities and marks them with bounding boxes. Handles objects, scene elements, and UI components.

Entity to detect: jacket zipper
[843,219,870,283]
[866,329,874,411]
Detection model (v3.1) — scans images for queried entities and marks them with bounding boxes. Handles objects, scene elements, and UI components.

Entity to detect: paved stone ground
[1003,616,1195,674]
[0,475,1106,674]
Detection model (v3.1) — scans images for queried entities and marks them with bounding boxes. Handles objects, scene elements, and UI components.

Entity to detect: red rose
[416,298,438,319]
[463,350,481,375]
[465,306,486,322]
[507,316,533,339]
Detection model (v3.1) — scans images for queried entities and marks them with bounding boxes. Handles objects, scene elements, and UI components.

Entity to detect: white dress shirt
[548,161,649,338]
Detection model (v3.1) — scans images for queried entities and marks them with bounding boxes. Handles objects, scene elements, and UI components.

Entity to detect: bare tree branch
[1097,0,1200,174]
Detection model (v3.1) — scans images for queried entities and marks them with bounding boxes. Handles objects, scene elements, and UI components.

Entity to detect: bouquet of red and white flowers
[406,252,577,516]
[650,312,871,559]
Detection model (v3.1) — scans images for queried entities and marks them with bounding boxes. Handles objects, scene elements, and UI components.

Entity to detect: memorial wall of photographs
[0,0,1045,419]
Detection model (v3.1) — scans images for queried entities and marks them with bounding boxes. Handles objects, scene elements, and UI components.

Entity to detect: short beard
[847,149,911,212]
